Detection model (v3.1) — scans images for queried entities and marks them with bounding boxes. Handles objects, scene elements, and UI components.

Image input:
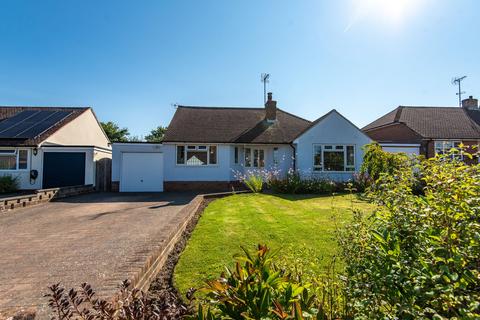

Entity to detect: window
[312,145,355,172]
[324,150,344,171]
[209,146,217,164]
[0,149,29,170]
[245,148,264,168]
[273,147,279,166]
[244,148,251,167]
[346,146,355,171]
[176,146,185,164]
[435,141,462,158]
[18,150,28,169]
[234,147,239,164]
[313,145,322,171]
[176,145,217,166]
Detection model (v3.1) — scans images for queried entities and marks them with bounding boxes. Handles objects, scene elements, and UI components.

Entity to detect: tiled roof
[163,106,312,144]
[363,106,480,139]
[0,106,89,146]
[465,109,480,127]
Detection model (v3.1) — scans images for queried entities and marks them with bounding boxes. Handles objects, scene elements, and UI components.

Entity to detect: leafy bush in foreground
[339,152,480,319]
[0,174,19,193]
[360,142,410,182]
[191,245,348,320]
[45,280,191,319]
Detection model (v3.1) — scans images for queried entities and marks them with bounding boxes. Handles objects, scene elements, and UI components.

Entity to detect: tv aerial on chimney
[452,75,467,107]
[261,73,270,104]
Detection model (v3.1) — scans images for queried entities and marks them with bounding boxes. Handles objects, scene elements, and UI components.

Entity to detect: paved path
[0,192,195,318]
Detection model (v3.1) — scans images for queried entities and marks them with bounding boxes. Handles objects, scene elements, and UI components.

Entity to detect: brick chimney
[265,92,277,122]
[462,96,478,110]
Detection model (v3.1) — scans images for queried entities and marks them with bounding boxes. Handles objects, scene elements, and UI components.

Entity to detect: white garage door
[382,146,420,155]
[120,152,163,192]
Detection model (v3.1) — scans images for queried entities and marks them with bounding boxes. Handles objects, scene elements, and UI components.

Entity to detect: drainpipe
[290,143,296,171]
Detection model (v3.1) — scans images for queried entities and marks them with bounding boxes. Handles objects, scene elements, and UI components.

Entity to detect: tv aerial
[261,73,270,104]
[452,76,467,107]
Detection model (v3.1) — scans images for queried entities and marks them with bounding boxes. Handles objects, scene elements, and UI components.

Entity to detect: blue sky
[0,0,478,137]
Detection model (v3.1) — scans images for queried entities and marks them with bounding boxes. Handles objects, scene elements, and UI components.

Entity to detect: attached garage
[380,144,420,155]
[120,152,163,192]
[43,152,86,188]
[111,143,164,192]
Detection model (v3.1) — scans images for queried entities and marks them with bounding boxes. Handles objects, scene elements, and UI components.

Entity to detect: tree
[145,126,167,142]
[101,121,130,142]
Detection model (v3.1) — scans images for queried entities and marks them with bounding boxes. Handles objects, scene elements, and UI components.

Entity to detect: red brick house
[362,96,480,162]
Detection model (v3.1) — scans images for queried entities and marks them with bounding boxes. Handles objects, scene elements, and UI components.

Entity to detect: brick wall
[0,185,94,214]
[111,181,119,192]
[164,181,245,192]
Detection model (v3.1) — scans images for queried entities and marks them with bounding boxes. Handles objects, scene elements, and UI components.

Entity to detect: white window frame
[312,144,355,173]
[434,140,463,159]
[244,147,265,168]
[175,145,218,166]
[0,148,30,171]
[273,147,279,166]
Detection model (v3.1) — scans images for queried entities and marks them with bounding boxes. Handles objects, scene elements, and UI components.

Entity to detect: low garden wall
[127,190,248,293]
[0,184,94,213]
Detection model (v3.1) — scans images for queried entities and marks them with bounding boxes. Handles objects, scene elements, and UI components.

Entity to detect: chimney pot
[462,96,479,110]
[265,92,277,122]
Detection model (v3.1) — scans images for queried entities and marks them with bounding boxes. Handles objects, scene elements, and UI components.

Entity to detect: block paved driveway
[0,192,196,318]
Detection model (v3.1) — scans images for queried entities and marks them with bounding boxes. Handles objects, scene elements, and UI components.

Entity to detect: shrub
[269,170,345,195]
[360,142,410,182]
[191,245,347,320]
[339,151,480,319]
[351,172,372,193]
[233,168,276,193]
[0,175,19,193]
[268,170,303,193]
[243,173,264,193]
[45,280,191,319]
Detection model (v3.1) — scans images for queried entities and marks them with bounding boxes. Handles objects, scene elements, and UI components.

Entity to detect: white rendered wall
[43,109,110,149]
[293,110,371,181]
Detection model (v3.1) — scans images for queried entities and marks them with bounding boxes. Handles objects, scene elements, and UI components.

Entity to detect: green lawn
[173,193,373,295]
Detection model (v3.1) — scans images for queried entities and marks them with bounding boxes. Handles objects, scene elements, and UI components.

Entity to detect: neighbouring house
[111,93,371,192]
[0,106,111,190]
[362,96,480,163]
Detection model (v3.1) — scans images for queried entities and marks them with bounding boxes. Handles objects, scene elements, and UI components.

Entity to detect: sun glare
[345,0,425,32]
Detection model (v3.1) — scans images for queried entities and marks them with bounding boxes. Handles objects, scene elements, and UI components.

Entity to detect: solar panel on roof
[0,111,54,137]
[19,111,72,139]
[0,110,73,139]
[0,110,39,136]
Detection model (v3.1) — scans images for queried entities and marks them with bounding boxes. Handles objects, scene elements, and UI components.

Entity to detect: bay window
[0,149,29,170]
[245,148,264,168]
[313,144,355,172]
[176,145,217,166]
